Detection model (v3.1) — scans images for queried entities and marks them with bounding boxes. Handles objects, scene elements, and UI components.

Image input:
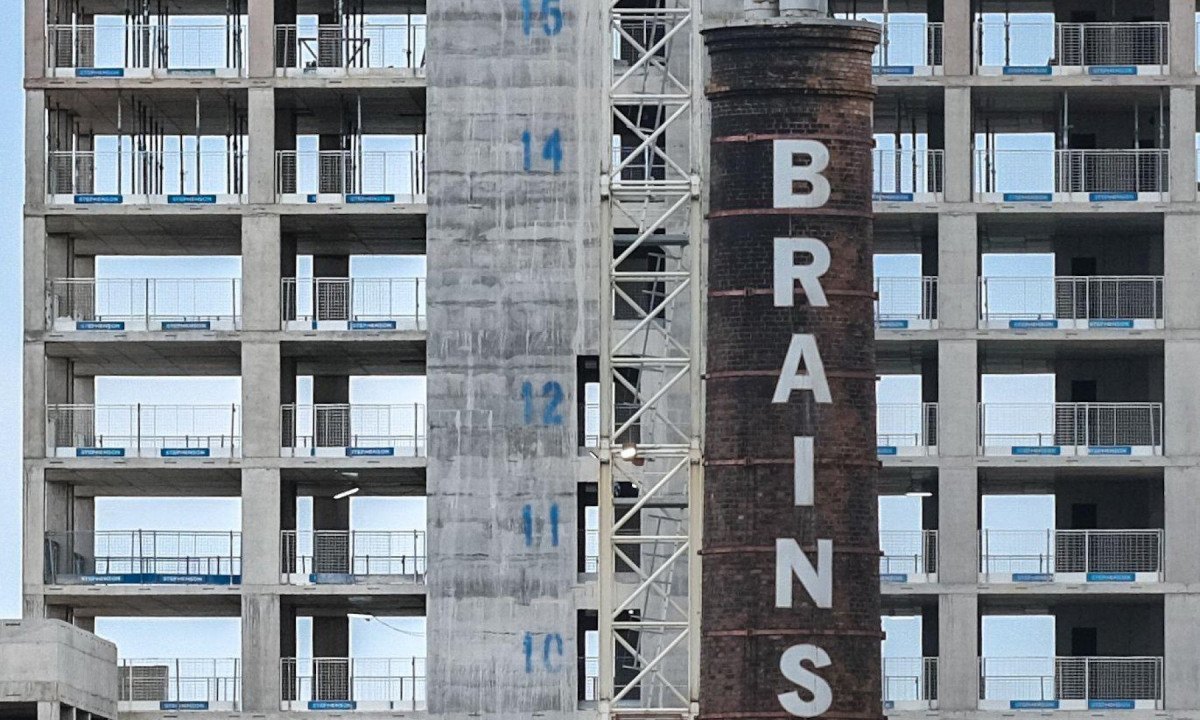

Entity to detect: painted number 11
[521,0,563,36]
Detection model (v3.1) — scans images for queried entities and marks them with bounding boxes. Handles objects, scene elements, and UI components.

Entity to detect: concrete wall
[0,620,118,720]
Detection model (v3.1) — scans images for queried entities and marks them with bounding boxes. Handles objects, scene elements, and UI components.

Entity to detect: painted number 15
[521,0,563,36]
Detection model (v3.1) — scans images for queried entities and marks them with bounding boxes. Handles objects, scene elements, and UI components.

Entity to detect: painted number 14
[522,130,564,173]
[521,0,563,36]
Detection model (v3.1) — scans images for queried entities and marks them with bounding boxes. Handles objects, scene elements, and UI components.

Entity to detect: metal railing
[978,402,1163,455]
[980,529,1163,578]
[275,150,425,201]
[876,276,937,327]
[873,148,944,200]
[280,404,426,457]
[120,658,240,709]
[975,19,1168,71]
[275,24,425,72]
[47,22,247,73]
[880,530,938,578]
[47,278,241,331]
[281,278,424,330]
[974,149,1168,199]
[45,530,241,585]
[46,404,241,457]
[884,657,938,707]
[281,530,425,580]
[980,657,1163,705]
[979,276,1163,327]
[281,658,425,711]
[877,403,938,454]
[47,150,246,201]
[874,21,943,69]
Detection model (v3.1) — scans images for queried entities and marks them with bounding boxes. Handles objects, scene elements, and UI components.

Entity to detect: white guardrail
[880,530,938,583]
[876,276,937,329]
[48,278,241,332]
[275,24,425,74]
[873,149,944,203]
[44,530,241,586]
[978,402,1163,457]
[281,530,425,583]
[120,658,241,711]
[979,656,1163,710]
[975,20,1168,75]
[980,529,1162,582]
[47,404,241,458]
[47,150,246,204]
[974,149,1168,202]
[47,22,247,77]
[872,21,943,74]
[282,278,424,331]
[275,150,425,204]
[280,404,426,458]
[878,403,938,457]
[281,658,425,711]
[979,276,1163,330]
[884,657,938,710]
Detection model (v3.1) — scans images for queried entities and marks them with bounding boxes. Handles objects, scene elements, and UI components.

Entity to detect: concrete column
[248,89,277,205]
[22,465,46,618]
[941,0,972,76]
[937,593,979,710]
[1170,0,1196,76]
[1165,596,1200,709]
[1169,87,1196,203]
[1165,214,1200,329]
[1164,469,1200,583]
[25,0,44,80]
[246,0,276,79]
[937,340,978,585]
[26,91,45,208]
[24,345,47,459]
[242,342,281,458]
[937,214,978,330]
[241,468,282,586]
[242,215,282,332]
[944,88,973,203]
[24,217,46,333]
[241,594,281,712]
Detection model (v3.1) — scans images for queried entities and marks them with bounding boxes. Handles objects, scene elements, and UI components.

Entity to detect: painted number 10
[522,130,564,173]
[521,0,563,36]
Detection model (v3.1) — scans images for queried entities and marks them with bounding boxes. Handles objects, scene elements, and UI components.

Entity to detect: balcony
[980,529,1162,583]
[977,402,1163,457]
[979,276,1164,330]
[46,403,241,458]
[873,21,943,76]
[979,656,1163,710]
[281,657,425,711]
[884,657,938,710]
[873,148,944,203]
[120,658,240,712]
[880,530,938,584]
[975,20,1169,76]
[281,530,425,584]
[47,149,246,205]
[45,530,241,586]
[877,403,939,457]
[876,277,937,330]
[47,22,247,78]
[280,403,426,458]
[282,278,424,332]
[974,149,1168,203]
[47,278,241,332]
[275,150,426,204]
[275,24,426,76]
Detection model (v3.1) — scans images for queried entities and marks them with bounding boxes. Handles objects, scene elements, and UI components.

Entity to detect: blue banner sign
[1089,699,1135,709]
[1003,66,1052,75]
[877,319,910,329]
[872,192,914,202]
[346,194,396,204]
[161,448,212,458]
[167,194,217,204]
[162,321,212,330]
[873,66,915,75]
[1087,572,1136,582]
[877,446,898,456]
[1012,573,1054,582]
[1011,700,1059,709]
[1089,192,1136,202]
[346,447,395,457]
[166,69,217,76]
[77,321,126,331]
[80,573,239,585]
[160,702,210,711]
[1088,66,1136,76]
[76,448,125,457]
[75,68,124,77]
[74,194,123,204]
[1010,319,1058,329]
[309,701,356,711]
[880,574,908,583]
[311,573,355,584]
[1089,319,1134,328]
[1012,446,1061,456]
[350,320,398,330]
[1088,446,1132,456]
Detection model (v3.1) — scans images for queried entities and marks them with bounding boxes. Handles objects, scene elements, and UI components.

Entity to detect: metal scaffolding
[599,1,703,718]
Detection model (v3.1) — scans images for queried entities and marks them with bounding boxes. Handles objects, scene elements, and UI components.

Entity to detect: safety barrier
[46,404,241,458]
[275,150,425,204]
[974,148,1168,203]
[980,529,1162,582]
[281,278,424,331]
[280,404,426,458]
[281,530,425,583]
[876,276,937,330]
[47,278,241,332]
[880,530,938,583]
[975,19,1168,75]
[878,403,938,457]
[47,150,246,204]
[45,530,241,586]
[978,402,1163,457]
[584,656,599,701]
[884,657,938,710]
[979,276,1164,330]
[281,658,425,711]
[979,656,1163,709]
[584,529,599,573]
[873,21,943,75]
[275,24,425,74]
[47,22,247,77]
[873,148,944,203]
[120,658,241,711]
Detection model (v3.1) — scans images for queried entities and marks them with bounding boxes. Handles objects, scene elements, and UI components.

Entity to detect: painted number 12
[521,0,563,36]
[522,380,564,426]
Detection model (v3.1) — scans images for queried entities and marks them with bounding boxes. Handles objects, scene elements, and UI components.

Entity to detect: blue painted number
[521,380,564,425]
[521,130,564,173]
[521,0,563,36]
